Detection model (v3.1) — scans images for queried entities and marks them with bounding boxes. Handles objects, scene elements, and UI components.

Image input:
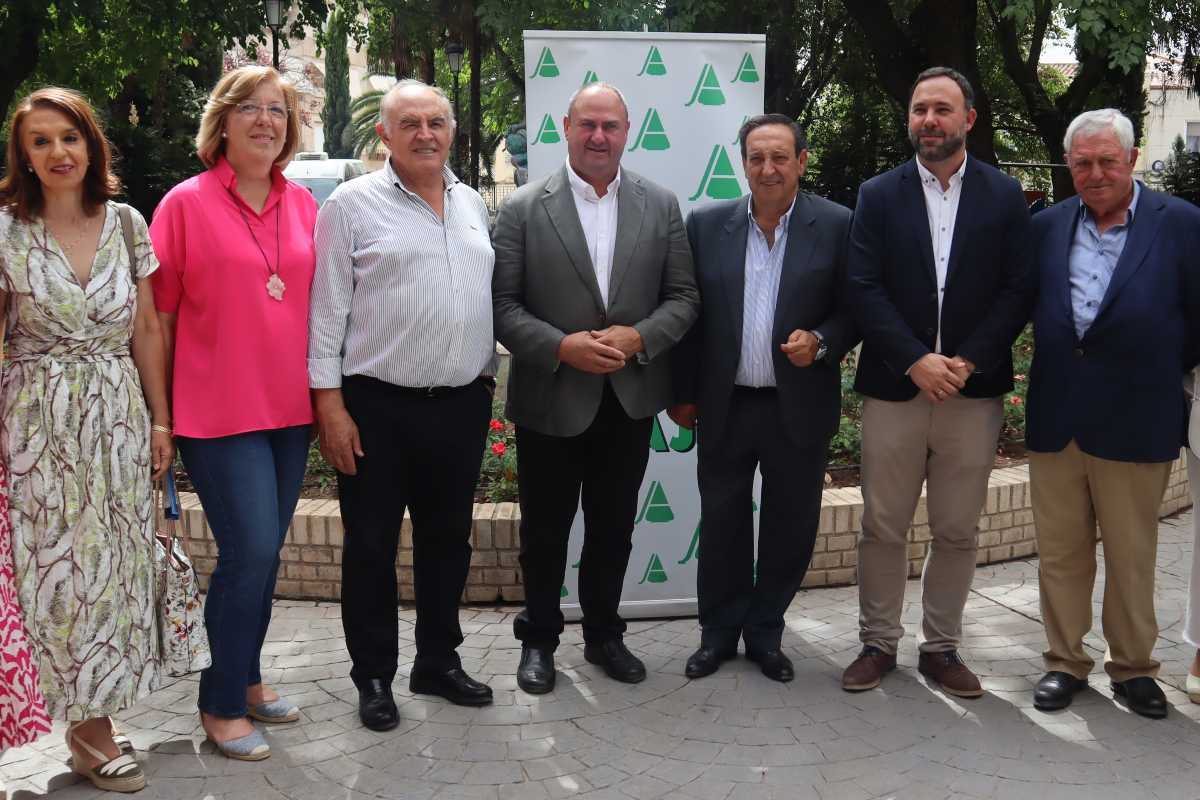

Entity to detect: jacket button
[1074,347,1084,358]
[925,327,936,337]
[599,314,607,326]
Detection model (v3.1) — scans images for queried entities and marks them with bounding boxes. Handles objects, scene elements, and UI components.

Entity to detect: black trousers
[338,374,490,688]
[513,382,653,650]
[696,386,826,653]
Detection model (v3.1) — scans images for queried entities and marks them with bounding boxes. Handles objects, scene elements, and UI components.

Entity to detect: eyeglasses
[234,103,289,120]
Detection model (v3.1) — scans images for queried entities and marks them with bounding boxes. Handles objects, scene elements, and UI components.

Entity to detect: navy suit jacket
[848,158,1034,400]
[1026,185,1200,462]
[673,192,858,449]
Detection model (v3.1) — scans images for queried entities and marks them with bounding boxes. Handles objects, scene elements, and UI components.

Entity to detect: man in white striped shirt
[308,80,497,729]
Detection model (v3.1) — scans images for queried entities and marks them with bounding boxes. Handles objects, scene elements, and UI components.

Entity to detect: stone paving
[7,511,1200,800]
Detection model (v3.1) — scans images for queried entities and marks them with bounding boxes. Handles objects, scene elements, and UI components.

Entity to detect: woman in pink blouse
[149,66,317,761]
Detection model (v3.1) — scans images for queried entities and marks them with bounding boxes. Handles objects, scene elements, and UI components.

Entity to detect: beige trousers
[1029,440,1170,682]
[858,393,1003,654]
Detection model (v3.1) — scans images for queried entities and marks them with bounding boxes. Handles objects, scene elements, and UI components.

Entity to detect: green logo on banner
[685,63,725,107]
[629,108,670,151]
[582,69,599,85]
[635,480,674,524]
[637,45,667,76]
[733,114,749,145]
[678,520,700,564]
[560,584,569,598]
[732,52,760,83]
[529,46,560,78]
[688,145,741,201]
[638,553,669,584]
[532,114,561,145]
[649,417,694,452]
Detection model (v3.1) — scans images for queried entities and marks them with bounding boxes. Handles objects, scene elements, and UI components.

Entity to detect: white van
[283,153,368,206]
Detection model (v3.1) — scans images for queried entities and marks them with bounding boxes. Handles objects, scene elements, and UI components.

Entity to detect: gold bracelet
[151,424,172,435]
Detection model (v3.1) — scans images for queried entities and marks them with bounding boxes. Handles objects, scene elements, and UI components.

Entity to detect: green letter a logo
[685,63,725,107]
[678,520,700,564]
[581,69,599,86]
[635,480,674,524]
[529,46,560,78]
[733,114,749,145]
[637,45,667,76]
[629,108,670,152]
[638,553,669,584]
[731,53,760,83]
[688,145,741,201]
[532,114,560,145]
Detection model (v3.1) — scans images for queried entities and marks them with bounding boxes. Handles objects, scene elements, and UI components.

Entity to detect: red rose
[1009,395,1023,405]
[490,419,504,431]
[492,442,507,456]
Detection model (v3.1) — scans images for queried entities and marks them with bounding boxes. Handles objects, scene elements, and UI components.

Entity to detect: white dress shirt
[308,159,496,389]
[916,154,968,353]
[565,159,620,308]
[735,195,795,387]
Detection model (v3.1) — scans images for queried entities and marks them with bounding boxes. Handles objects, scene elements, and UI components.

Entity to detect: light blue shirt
[1069,181,1140,340]
[735,195,795,387]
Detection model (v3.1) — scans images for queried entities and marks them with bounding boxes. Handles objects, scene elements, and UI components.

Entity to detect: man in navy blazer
[843,68,1034,698]
[669,114,857,681]
[1025,108,1200,719]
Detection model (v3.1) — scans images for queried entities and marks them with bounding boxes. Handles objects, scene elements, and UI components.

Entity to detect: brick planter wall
[178,453,1191,602]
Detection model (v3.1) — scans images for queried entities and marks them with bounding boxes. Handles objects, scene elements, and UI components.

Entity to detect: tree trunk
[469,9,482,189]
[0,4,50,128]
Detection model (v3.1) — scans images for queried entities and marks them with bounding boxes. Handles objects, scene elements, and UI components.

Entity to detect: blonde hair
[196,66,301,168]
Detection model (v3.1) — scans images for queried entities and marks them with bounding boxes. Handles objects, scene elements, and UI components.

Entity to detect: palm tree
[347,90,386,160]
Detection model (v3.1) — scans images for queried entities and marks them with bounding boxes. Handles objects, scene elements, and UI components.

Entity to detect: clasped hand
[910,354,974,403]
[558,326,643,374]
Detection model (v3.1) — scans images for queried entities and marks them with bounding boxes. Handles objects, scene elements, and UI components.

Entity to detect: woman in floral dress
[0,88,172,793]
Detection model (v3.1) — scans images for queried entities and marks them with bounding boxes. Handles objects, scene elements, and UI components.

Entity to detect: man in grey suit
[669,114,856,681]
[492,82,699,694]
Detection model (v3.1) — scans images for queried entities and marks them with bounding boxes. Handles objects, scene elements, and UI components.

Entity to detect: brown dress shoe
[917,650,983,698]
[842,645,897,691]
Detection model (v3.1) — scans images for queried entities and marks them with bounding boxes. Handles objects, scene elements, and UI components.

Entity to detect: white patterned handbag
[155,471,212,677]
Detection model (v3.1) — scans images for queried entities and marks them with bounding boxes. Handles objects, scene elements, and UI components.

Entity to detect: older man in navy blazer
[1026,108,1200,718]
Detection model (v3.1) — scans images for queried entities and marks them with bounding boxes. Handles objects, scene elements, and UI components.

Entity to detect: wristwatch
[811,330,828,361]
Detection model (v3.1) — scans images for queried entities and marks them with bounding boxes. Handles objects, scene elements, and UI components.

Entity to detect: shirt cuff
[308,357,344,389]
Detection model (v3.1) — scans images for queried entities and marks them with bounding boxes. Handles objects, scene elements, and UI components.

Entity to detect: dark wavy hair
[0,87,121,222]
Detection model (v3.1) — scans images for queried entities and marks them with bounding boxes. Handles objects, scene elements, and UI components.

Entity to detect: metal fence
[480,183,519,214]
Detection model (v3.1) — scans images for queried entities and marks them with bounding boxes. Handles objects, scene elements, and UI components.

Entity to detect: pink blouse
[150,157,318,438]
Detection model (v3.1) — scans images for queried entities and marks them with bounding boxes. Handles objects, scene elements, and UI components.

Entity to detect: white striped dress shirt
[735,196,795,387]
[308,160,496,389]
[916,155,967,353]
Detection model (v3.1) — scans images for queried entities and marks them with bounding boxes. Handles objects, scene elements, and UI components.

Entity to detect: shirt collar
[385,157,458,197]
[565,159,621,202]
[212,156,287,197]
[748,192,798,233]
[1079,179,1141,225]
[915,153,968,188]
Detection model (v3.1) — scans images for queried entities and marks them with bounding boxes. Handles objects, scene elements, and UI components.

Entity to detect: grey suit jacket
[492,166,700,437]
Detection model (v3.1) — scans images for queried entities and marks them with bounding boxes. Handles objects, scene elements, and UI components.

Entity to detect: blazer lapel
[942,159,979,289]
[772,193,819,344]
[1050,199,1081,325]
[539,167,605,313]
[605,173,646,306]
[722,198,751,352]
[1091,186,1164,331]
[901,159,937,288]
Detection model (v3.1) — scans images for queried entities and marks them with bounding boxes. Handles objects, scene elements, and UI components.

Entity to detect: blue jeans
[177,425,309,718]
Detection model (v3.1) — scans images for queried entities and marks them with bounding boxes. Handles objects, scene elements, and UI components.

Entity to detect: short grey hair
[1063,108,1135,155]
[565,82,629,120]
[378,79,456,132]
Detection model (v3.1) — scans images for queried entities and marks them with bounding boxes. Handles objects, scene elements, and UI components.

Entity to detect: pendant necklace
[231,189,285,301]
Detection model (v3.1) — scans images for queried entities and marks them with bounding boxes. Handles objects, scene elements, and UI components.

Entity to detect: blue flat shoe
[247,698,300,724]
[207,728,270,761]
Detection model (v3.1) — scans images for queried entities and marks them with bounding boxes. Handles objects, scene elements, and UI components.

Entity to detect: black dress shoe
[358,678,399,731]
[584,639,647,683]
[517,646,556,694]
[410,666,494,707]
[747,649,794,682]
[1033,671,1088,711]
[1112,676,1168,719]
[685,645,736,679]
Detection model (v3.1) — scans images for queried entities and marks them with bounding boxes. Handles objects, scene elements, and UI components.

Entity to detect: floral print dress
[0,203,161,720]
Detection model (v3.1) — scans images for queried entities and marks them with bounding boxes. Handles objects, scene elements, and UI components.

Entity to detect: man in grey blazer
[492,82,699,694]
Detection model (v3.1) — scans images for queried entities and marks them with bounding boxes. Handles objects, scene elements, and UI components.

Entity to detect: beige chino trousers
[858,393,1003,654]
[1029,440,1170,682]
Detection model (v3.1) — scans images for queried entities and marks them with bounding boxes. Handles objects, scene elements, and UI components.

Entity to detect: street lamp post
[445,40,465,177]
[265,0,285,70]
